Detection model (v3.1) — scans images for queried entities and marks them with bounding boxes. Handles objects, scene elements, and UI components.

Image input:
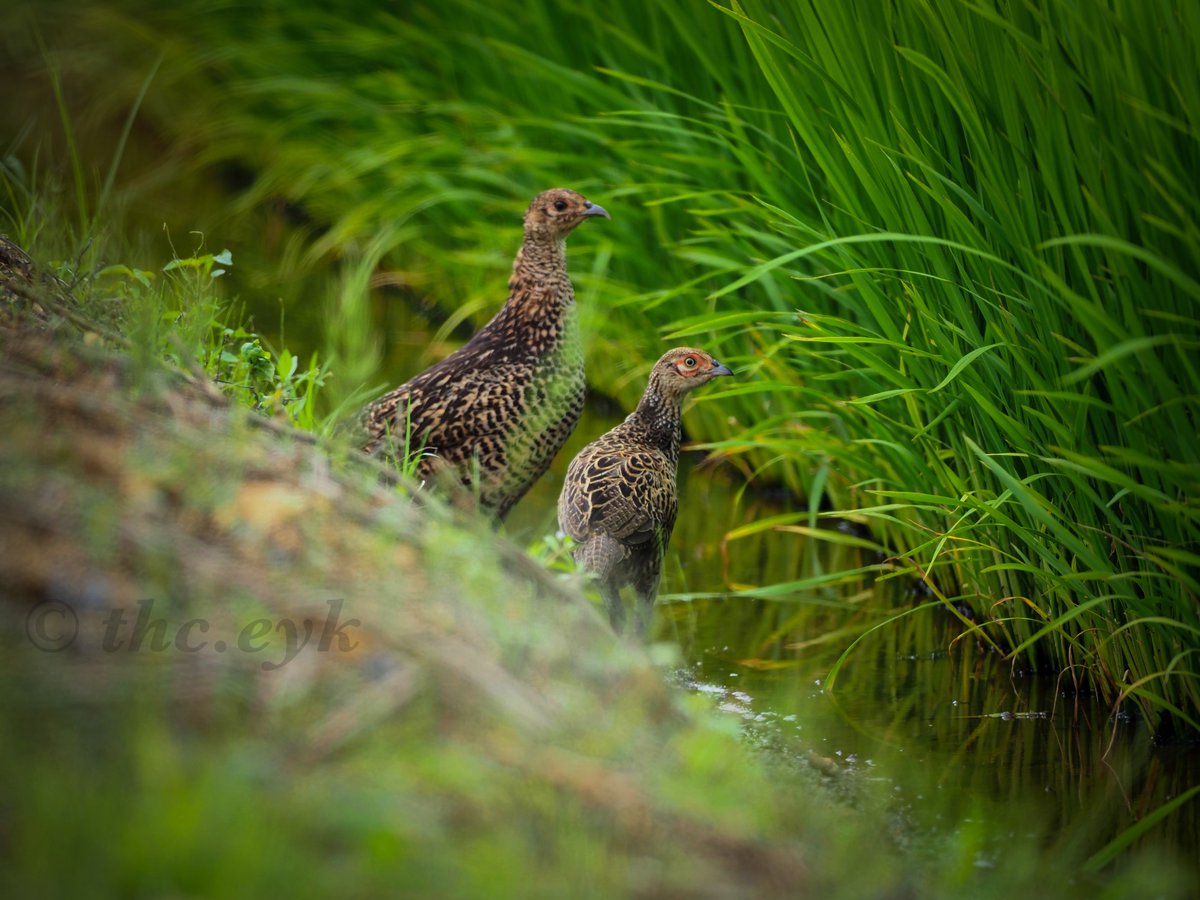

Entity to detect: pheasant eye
[683,357,697,368]
[553,200,567,211]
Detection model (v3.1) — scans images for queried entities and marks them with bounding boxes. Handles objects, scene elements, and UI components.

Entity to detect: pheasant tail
[575,532,626,581]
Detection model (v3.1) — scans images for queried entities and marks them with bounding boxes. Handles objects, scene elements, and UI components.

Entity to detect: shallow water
[510,447,1200,869]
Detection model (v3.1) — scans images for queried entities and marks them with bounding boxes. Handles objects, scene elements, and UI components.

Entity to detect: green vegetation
[1,165,1191,900]
[2,0,1199,892]
[7,0,1193,732]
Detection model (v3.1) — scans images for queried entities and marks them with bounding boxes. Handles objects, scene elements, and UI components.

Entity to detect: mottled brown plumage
[363,188,609,519]
[558,348,733,632]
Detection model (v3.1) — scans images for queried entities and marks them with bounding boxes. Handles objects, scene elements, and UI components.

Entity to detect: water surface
[512,447,1200,868]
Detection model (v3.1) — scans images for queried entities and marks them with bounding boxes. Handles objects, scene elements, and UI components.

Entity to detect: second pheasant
[558,347,733,633]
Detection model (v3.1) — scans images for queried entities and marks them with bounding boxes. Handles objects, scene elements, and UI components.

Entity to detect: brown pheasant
[362,188,610,519]
[557,347,733,632]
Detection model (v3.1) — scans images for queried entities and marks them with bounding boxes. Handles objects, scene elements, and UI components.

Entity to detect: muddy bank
[0,255,905,899]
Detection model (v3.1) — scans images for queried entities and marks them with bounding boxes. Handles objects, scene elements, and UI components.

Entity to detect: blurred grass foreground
[0,258,830,897]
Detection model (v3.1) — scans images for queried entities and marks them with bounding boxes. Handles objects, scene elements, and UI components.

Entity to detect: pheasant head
[523,188,611,242]
[648,347,734,402]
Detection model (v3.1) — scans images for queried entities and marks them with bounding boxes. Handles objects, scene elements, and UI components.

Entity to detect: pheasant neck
[505,233,570,318]
[628,386,683,462]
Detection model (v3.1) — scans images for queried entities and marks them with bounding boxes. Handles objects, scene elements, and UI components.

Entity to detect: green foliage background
[3,0,1198,730]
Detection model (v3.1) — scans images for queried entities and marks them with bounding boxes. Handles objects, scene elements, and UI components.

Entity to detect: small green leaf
[929,343,1002,393]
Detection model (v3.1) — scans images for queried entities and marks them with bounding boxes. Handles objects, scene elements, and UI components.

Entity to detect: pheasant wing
[366,359,527,461]
[560,444,675,545]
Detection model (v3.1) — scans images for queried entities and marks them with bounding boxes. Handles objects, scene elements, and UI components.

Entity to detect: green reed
[691,0,1200,734]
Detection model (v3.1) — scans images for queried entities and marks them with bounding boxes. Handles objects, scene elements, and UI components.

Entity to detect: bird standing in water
[558,347,733,633]
[363,188,610,520]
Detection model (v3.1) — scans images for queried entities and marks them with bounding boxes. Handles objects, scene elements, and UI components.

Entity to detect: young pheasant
[362,188,610,519]
[557,347,733,632]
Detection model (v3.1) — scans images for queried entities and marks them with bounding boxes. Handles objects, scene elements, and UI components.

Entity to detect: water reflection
[510,439,1197,870]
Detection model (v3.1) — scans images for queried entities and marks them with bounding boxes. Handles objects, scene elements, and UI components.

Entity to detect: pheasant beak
[581,201,611,220]
[710,361,733,377]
